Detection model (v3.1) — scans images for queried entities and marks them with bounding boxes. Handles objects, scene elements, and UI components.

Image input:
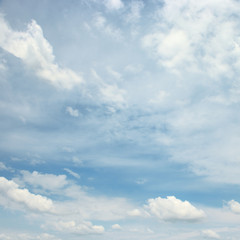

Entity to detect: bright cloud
[228,200,240,214]
[142,0,240,76]
[0,177,53,212]
[145,196,205,221]
[0,15,83,89]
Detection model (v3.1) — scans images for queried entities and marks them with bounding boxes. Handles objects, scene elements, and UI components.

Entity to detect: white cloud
[145,196,205,221]
[47,220,104,235]
[106,66,122,80]
[127,208,143,217]
[0,177,53,212]
[135,178,147,185]
[202,229,220,239]
[16,170,68,191]
[228,200,240,214]
[94,13,123,40]
[111,224,122,230]
[64,168,80,179]
[142,0,240,76]
[0,162,8,170]
[100,84,126,107]
[124,64,143,73]
[104,0,124,10]
[0,15,83,89]
[126,1,144,23]
[0,232,61,240]
[91,68,126,107]
[0,58,7,72]
[66,106,79,117]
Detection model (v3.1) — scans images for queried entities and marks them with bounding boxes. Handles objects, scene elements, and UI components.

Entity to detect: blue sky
[1,0,240,239]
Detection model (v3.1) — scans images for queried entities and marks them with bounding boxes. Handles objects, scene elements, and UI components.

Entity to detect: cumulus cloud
[145,196,205,221]
[0,177,53,212]
[0,15,83,89]
[202,229,220,239]
[66,106,79,117]
[228,200,240,214]
[47,220,104,235]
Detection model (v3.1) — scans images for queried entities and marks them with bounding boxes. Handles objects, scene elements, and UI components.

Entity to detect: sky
[1,0,240,239]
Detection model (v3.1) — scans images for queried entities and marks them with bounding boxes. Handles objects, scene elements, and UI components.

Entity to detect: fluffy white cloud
[202,229,220,239]
[228,200,240,214]
[142,0,240,76]
[0,177,53,212]
[66,106,79,117]
[0,15,83,89]
[48,220,104,235]
[145,196,205,221]
[16,170,68,191]
[104,0,124,10]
